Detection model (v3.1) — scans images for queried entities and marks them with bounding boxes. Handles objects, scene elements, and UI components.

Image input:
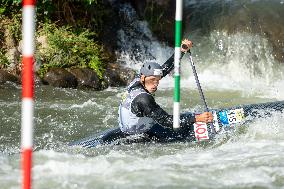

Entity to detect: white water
[1,1,284,189]
[1,110,284,189]
[115,2,284,100]
[118,28,284,100]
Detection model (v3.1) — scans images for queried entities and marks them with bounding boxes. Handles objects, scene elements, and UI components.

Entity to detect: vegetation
[142,1,174,43]
[37,23,108,78]
[0,0,112,78]
[0,50,9,69]
[0,0,22,69]
[144,1,165,34]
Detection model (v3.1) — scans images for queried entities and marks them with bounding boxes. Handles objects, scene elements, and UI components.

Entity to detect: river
[1,0,284,188]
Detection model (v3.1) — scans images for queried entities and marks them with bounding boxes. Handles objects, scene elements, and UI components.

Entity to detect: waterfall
[114,1,284,99]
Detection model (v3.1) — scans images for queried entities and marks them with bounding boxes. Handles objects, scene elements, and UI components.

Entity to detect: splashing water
[1,1,284,188]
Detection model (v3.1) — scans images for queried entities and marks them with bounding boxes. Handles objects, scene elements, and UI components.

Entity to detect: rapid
[1,0,284,188]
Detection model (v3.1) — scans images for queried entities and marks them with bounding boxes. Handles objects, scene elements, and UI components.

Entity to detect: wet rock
[217,5,284,63]
[15,72,42,86]
[130,0,175,44]
[2,20,21,70]
[104,68,123,87]
[104,63,136,87]
[131,0,172,19]
[99,1,120,55]
[69,68,102,90]
[118,66,137,85]
[0,69,19,84]
[131,0,146,18]
[43,68,77,88]
[131,1,284,62]
[34,73,44,86]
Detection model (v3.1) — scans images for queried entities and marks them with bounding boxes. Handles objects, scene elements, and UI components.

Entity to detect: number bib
[193,122,209,141]
[219,108,245,125]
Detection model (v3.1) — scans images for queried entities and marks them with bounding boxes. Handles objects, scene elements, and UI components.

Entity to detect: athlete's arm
[161,53,185,78]
[131,93,196,128]
[161,39,192,78]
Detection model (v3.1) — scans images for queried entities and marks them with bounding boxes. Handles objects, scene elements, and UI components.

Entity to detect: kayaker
[118,39,213,135]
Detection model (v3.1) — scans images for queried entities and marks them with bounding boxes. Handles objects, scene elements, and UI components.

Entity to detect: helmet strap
[142,75,146,87]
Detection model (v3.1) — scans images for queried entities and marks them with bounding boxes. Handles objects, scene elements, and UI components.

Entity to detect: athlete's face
[141,75,162,93]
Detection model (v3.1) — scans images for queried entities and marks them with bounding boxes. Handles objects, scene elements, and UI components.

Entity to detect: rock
[104,63,136,87]
[69,68,102,90]
[34,73,43,86]
[104,68,124,87]
[16,72,42,86]
[130,0,175,44]
[99,2,120,55]
[119,66,137,85]
[3,20,21,69]
[43,68,77,88]
[216,5,284,63]
[131,0,147,18]
[0,69,19,84]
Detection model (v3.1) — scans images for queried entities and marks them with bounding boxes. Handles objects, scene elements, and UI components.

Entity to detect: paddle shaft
[188,50,216,134]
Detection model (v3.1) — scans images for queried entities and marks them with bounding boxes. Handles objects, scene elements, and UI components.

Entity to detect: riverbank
[0,66,136,90]
[0,0,137,90]
[0,0,283,91]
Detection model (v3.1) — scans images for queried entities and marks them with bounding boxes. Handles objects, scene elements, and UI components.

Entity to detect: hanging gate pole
[21,0,36,189]
[173,0,183,129]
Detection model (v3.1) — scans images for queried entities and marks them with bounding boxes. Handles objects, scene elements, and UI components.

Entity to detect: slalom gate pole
[188,50,216,135]
[173,0,183,129]
[21,0,36,189]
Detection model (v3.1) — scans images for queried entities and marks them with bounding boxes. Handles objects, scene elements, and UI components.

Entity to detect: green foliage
[36,0,55,23]
[144,1,165,34]
[0,0,21,16]
[0,49,9,68]
[0,11,21,69]
[7,13,22,43]
[88,56,104,79]
[37,23,108,78]
[0,0,113,79]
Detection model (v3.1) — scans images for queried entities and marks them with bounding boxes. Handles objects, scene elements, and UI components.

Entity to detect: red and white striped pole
[21,0,36,189]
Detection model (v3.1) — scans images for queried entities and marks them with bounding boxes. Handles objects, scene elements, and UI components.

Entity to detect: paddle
[182,44,216,137]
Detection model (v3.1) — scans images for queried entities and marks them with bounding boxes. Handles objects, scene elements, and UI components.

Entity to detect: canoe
[69,100,284,148]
